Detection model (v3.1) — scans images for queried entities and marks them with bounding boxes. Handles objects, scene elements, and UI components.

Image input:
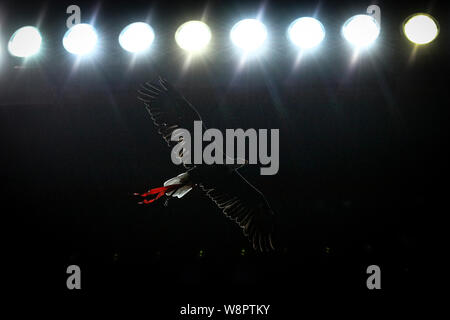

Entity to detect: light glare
[342,14,380,48]
[119,22,155,53]
[230,19,267,52]
[288,17,325,49]
[175,21,211,53]
[8,26,42,58]
[403,14,439,45]
[63,23,98,55]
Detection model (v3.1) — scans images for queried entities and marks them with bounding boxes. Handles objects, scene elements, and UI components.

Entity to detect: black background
[1,0,448,309]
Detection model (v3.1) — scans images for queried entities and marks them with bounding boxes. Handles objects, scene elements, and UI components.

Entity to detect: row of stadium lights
[5,13,439,58]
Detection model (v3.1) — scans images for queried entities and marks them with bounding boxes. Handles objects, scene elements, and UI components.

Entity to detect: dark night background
[1,0,448,309]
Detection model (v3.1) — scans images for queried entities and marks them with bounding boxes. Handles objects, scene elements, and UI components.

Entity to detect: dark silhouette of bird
[135,77,275,252]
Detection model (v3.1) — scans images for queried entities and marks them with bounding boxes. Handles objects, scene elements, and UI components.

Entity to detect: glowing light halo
[288,17,325,49]
[403,13,439,45]
[175,20,211,53]
[63,23,98,55]
[119,22,155,53]
[342,14,380,49]
[230,19,267,53]
[8,26,42,57]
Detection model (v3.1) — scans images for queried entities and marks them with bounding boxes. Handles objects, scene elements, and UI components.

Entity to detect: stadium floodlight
[119,22,155,53]
[230,19,267,52]
[403,14,439,45]
[175,21,211,53]
[342,14,380,49]
[63,23,98,55]
[8,26,42,58]
[288,17,325,49]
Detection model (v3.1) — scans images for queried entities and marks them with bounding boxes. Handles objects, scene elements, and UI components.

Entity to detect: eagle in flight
[135,78,275,252]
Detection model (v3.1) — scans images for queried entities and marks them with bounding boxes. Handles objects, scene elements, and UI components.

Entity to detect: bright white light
[288,17,325,49]
[230,19,267,52]
[119,22,155,53]
[403,14,439,45]
[342,14,380,48]
[63,23,98,55]
[8,26,42,58]
[175,21,211,53]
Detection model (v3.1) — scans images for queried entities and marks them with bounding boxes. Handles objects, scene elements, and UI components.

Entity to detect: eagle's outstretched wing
[137,77,203,148]
[198,169,275,252]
